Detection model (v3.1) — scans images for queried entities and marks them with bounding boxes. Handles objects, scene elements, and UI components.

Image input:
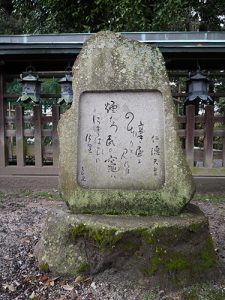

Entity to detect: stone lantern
[185,69,213,105]
[57,69,73,105]
[17,66,42,104]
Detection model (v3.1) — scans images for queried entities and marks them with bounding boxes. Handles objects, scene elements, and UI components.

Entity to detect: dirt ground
[0,190,225,300]
[1,175,225,194]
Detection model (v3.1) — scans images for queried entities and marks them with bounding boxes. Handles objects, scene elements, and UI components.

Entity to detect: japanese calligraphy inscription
[78,91,165,190]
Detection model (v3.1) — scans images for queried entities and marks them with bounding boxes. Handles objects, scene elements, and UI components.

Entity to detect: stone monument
[58,32,196,216]
[35,32,218,288]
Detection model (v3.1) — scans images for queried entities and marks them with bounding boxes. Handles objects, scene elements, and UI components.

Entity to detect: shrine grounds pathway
[1,175,225,193]
[1,176,225,299]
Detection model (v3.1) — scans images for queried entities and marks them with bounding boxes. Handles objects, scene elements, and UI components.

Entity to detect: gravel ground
[0,191,225,300]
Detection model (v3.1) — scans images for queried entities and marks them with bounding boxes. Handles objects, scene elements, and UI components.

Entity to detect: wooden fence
[1,102,225,177]
[178,104,225,176]
[0,70,61,175]
[1,69,225,176]
[0,103,60,175]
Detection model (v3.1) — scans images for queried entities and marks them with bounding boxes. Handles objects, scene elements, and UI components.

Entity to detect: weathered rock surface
[58,31,195,216]
[35,204,218,289]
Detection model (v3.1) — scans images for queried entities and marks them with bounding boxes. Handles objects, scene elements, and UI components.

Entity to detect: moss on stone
[150,246,214,279]
[138,219,217,279]
[76,261,89,273]
[68,223,123,249]
[66,213,216,280]
[195,237,217,270]
[39,262,49,273]
[141,242,216,279]
[167,257,191,271]
[150,251,191,274]
[64,185,195,216]
[188,221,206,233]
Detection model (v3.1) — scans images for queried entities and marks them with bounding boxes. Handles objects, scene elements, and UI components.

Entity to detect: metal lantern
[17,66,42,104]
[185,69,213,105]
[57,68,73,105]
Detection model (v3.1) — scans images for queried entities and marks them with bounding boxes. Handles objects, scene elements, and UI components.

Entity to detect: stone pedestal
[35,204,218,289]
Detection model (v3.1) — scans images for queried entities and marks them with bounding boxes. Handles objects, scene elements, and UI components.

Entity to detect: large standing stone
[58,31,195,216]
[35,32,218,288]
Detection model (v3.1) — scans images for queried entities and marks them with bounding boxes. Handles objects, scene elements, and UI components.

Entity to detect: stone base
[35,204,218,289]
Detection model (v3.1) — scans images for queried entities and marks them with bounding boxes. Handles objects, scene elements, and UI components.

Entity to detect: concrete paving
[194,176,225,194]
[0,175,59,192]
[1,175,225,194]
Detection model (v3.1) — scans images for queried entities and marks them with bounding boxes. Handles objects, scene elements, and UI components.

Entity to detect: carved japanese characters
[78,92,164,190]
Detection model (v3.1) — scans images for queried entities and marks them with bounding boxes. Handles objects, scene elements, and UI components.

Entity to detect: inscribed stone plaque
[78,91,165,190]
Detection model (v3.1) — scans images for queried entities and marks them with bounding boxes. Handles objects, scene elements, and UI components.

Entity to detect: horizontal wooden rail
[0,166,58,176]
[2,88,225,176]
[178,115,225,124]
[4,92,225,100]
[5,115,54,124]
[6,129,53,137]
[4,93,60,99]
[177,129,225,138]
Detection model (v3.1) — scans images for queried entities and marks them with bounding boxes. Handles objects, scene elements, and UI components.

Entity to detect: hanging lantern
[185,69,213,105]
[17,66,42,104]
[57,67,73,105]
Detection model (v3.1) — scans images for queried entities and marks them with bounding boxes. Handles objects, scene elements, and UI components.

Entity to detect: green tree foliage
[0,0,225,34]
[152,0,225,31]
[194,0,225,31]
[10,0,155,33]
[151,0,195,31]
[0,0,23,33]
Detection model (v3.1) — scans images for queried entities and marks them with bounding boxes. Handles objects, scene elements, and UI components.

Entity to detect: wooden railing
[0,69,61,176]
[1,102,225,176]
[1,67,225,176]
[0,102,60,175]
[178,105,225,176]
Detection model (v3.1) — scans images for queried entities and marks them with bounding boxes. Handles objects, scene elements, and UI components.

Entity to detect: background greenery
[0,0,225,34]
[2,0,225,158]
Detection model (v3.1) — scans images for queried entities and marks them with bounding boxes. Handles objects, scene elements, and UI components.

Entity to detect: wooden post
[185,105,195,167]
[7,102,13,162]
[15,105,25,166]
[34,104,42,167]
[223,107,225,167]
[203,105,214,168]
[0,71,6,167]
[52,104,60,166]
